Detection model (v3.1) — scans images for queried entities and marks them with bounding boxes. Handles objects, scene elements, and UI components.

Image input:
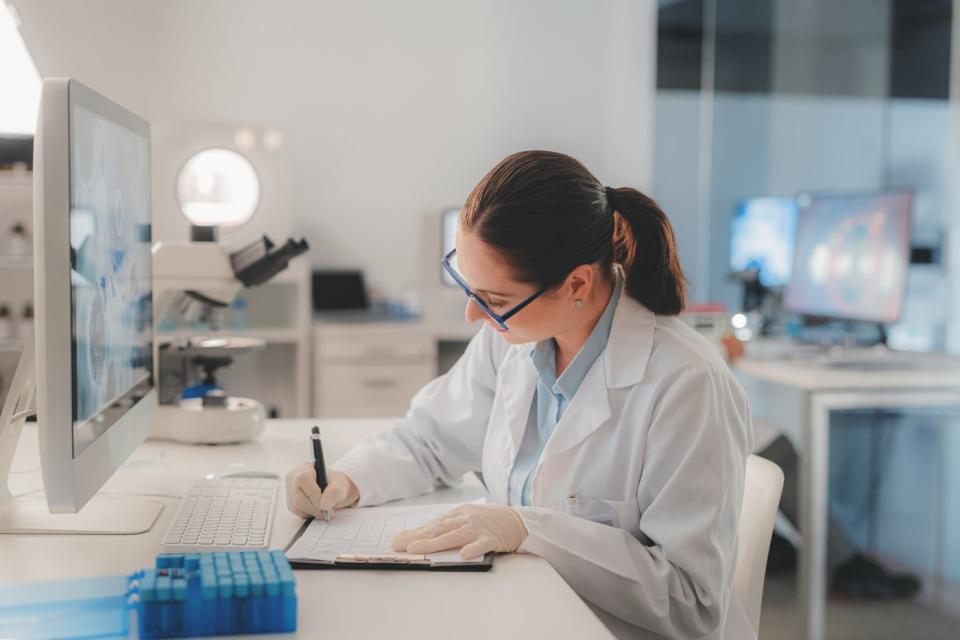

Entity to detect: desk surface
[2,419,611,639]
[734,349,960,393]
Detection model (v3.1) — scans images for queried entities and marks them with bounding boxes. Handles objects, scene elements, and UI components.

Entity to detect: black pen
[311,426,331,520]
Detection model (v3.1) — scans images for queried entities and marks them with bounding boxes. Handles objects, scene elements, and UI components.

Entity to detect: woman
[286,150,753,639]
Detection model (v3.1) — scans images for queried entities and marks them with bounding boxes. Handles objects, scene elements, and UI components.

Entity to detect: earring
[574,299,584,308]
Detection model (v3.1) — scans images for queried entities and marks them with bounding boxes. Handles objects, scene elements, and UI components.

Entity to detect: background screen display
[784,192,911,323]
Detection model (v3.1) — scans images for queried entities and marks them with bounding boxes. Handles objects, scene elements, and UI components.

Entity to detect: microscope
[151,232,308,444]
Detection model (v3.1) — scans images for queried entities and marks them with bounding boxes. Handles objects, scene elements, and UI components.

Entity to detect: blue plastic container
[0,551,297,639]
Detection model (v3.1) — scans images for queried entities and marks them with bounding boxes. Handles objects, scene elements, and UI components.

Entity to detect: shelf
[160,327,303,345]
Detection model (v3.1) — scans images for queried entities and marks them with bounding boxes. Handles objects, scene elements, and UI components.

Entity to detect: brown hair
[461,150,687,315]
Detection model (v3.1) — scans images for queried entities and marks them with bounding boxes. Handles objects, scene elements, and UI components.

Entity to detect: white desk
[733,354,960,640]
[1,418,612,639]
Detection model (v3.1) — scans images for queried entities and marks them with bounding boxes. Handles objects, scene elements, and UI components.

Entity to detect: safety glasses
[441,248,546,332]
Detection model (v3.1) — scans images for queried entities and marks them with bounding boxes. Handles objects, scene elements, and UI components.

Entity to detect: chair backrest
[734,454,785,637]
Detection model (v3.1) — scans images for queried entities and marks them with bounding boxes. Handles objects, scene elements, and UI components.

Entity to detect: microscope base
[150,398,266,444]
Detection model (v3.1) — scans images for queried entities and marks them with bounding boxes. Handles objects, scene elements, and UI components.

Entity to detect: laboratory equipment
[784,191,912,324]
[153,335,267,444]
[0,550,297,639]
[151,234,308,444]
[311,269,368,312]
[728,197,798,321]
[0,78,162,533]
[729,196,799,288]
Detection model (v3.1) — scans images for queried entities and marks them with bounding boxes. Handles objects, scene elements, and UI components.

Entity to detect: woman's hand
[391,503,529,560]
[284,464,359,519]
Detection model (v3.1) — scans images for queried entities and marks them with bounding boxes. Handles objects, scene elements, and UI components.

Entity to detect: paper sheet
[285,502,486,565]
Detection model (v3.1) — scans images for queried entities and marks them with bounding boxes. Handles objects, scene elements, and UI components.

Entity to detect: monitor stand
[0,339,163,534]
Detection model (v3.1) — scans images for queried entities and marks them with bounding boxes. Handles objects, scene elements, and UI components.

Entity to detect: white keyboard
[160,474,278,554]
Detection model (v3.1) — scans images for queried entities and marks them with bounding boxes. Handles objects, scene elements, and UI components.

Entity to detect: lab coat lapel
[539,358,611,463]
[538,294,655,464]
[495,348,538,481]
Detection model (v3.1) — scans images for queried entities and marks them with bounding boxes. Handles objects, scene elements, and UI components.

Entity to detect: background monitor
[32,78,158,520]
[729,197,798,288]
[783,191,912,324]
[441,207,460,287]
[311,270,369,311]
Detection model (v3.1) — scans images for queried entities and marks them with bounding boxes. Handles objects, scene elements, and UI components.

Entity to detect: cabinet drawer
[315,362,435,418]
[314,325,436,363]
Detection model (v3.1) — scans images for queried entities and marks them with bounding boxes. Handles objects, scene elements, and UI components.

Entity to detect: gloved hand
[391,503,529,560]
[284,463,359,519]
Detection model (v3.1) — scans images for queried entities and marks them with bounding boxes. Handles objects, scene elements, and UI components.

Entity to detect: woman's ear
[565,264,595,303]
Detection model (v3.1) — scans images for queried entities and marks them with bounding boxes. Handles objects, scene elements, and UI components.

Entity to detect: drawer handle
[362,377,398,389]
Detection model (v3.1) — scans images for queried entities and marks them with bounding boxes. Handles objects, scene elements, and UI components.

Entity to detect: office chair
[734,454,785,637]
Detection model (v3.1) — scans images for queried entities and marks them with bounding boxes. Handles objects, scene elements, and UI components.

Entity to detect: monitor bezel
[34,78,157,513]
[782,189,914,325]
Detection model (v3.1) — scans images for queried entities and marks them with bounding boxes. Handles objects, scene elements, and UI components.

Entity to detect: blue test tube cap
[172,577,188,601]
[218,575,234,599]
[264,572,279,597]
[156,575,172,602]
[234,574,250,598]
[201,570,218,600]
[248,572,265,597]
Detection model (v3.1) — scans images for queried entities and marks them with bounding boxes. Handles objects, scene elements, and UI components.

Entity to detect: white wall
[12,0,657,304]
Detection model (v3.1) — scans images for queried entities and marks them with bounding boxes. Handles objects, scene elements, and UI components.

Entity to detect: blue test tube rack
[132,550,297,638]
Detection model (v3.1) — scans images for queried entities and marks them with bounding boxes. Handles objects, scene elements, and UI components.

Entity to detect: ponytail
[606,187,687,316]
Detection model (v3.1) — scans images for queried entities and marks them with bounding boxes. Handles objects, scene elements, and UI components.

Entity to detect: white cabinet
[313,322,448,418]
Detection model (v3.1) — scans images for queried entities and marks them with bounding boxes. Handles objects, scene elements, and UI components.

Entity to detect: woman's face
[455,227,594,345]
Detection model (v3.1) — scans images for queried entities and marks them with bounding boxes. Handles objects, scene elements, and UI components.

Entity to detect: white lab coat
[334,293,755,639]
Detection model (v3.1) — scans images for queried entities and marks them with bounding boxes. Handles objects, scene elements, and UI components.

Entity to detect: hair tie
[604,186,618,213]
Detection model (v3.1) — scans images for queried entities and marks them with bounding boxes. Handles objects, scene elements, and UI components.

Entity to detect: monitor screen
[69,101,153,453]
[783,192,912,323]
[729,197,798,288]
[441,208,460,287]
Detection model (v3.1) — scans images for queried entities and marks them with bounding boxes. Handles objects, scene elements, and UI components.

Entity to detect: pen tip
[311,426,320,435]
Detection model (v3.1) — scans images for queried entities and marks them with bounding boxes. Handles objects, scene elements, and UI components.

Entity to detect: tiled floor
[759,572,960,640]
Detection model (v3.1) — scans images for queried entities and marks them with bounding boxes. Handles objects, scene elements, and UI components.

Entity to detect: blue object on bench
[0,551,297,639]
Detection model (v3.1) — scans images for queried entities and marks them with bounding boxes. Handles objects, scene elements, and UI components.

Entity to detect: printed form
[286,501,487,566]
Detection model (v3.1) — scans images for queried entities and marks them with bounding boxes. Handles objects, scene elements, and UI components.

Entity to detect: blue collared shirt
[507,276,622,506]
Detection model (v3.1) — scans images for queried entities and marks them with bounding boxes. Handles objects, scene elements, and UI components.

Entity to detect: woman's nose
[464,298,484,324]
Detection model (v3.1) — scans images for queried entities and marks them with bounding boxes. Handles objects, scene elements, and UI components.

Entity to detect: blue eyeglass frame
[441,248,546,331]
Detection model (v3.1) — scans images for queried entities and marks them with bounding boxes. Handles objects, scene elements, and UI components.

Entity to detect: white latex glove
[391,503,529,560]
[284,463,359,520]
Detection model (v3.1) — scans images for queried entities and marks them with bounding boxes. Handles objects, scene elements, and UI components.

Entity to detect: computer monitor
[729,197,798,288]
[0,79,161,533]
[441,207,460,287]
[783,191,912,324]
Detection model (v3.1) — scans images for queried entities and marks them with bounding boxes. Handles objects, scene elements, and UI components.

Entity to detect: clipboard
[284,518,495,572]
